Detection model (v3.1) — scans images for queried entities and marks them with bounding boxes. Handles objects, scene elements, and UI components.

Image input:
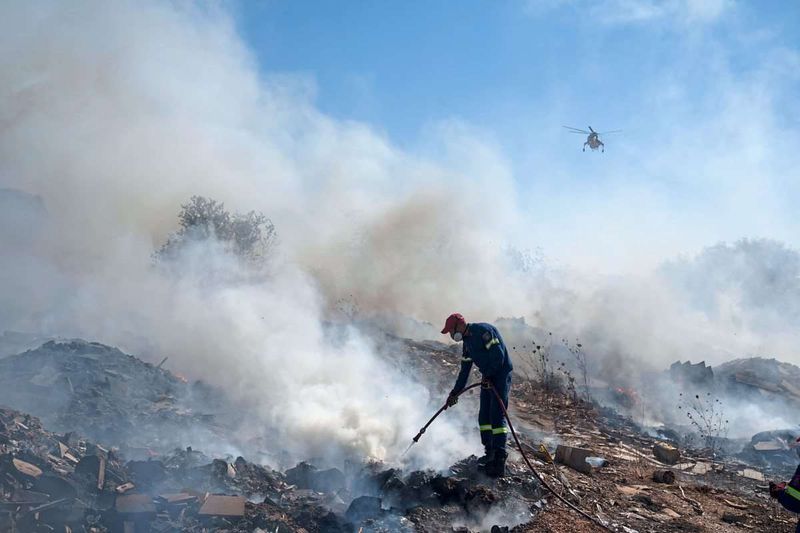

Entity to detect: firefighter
[769,438,800,533]
[441,313,513,478]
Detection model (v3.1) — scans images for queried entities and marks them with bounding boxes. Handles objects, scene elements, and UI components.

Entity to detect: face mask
[452,331,463,342]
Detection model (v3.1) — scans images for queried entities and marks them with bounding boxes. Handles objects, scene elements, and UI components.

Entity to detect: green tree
[155,196,276,265]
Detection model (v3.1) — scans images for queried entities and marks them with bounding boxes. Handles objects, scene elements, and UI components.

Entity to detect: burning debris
[0,336,798,532]
[0,404,549,533]
[0,405,352,532]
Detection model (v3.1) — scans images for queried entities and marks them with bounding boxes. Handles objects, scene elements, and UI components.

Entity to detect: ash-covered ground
[1,334,798,532]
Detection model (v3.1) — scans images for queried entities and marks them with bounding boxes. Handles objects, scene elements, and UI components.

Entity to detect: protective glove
[481,377,493,389]
[445,392,459,408]
[769,481,786,499]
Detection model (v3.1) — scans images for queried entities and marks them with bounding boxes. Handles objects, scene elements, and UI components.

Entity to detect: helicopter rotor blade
[588,126,595,133]
[598,130,622,135]
[562,126,590,134]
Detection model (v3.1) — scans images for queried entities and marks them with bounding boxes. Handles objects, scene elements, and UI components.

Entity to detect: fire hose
[407,381,614,532]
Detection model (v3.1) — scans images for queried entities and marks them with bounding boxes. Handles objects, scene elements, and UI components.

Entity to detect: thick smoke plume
[1,0,799,466]
[0,0,492,468]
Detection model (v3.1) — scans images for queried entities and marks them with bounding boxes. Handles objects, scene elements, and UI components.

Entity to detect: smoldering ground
[1,0,800,471]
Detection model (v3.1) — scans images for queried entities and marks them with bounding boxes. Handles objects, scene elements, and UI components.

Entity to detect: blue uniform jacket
[451,322,513,394]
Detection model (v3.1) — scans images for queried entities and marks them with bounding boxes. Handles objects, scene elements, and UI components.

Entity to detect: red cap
[441,313,466,334]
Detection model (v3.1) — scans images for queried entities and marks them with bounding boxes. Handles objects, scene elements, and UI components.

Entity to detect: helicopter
[562,125,621,152]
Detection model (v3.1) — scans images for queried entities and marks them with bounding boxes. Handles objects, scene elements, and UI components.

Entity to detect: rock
[285,462,347,493]
[634,493,662,512]
[345,495,383,522]
[662,508,681,519]
[721,512,744,524]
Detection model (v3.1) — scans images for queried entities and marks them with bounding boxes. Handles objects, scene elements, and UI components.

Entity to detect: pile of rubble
[0,340,229,457]
[715,357,800,405]
[504,382,800,532]
[1,334,799,532]
[0,404,348,532]
[0,405,550,532]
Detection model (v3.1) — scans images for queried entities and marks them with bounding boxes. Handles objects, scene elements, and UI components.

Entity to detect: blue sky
[231,0,800,270]
[235,1,797,142]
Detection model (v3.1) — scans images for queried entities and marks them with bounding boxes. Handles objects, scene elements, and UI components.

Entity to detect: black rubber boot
[487,450,507,478]
[477,449,495,470]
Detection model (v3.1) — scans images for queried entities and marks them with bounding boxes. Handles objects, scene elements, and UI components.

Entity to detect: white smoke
[1,0,800,466]
[0,0,491,468]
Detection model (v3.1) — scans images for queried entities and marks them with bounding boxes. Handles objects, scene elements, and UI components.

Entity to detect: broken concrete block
[555,445,594,474]
[652,470,675,484]
[653,442,680,465]
[198,495,245,518]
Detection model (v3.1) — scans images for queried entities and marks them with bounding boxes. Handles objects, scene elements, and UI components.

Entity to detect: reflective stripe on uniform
[461,357,472,362]
[786,485,800,501]
[492,427,508,435]
[479,424,492,432]
[484,338,500,350]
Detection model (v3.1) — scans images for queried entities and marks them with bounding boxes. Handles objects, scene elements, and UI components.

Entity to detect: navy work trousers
[478,372,512,454]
